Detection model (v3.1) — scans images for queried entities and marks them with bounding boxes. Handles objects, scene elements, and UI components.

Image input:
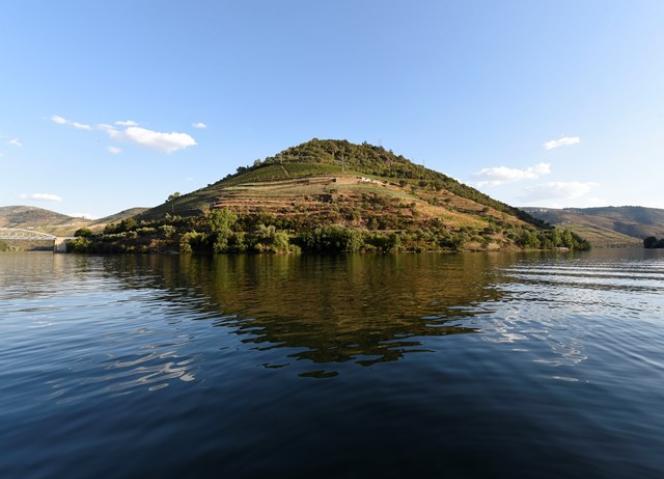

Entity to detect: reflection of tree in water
[104,253,517,368]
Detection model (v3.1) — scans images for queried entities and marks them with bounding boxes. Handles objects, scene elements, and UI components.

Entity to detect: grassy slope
[91,208,149,227]
[524,206,664,246]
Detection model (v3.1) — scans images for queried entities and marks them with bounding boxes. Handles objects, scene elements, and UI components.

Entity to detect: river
[1,249,663,478]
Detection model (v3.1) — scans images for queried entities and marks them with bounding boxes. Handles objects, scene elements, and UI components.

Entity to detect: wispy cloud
[114,120,138,127]
[544,136,580,150]
[20,192,63,202]
[97,123,123,139]
[8,138,22,147]
[107,146,123,155]
[475,162,551,187]
[51,114,92,130]
[192,122,207,129]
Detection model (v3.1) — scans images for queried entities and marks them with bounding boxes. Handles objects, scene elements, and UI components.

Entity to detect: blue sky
[1,1,663,218]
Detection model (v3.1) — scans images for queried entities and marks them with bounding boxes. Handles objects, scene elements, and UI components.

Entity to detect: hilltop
[524,206,664,247]
[0,205,148,236]
[72,139,588,254]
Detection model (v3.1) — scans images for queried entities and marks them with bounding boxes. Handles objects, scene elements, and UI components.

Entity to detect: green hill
[80,139,588,254]
[523,206,664,247]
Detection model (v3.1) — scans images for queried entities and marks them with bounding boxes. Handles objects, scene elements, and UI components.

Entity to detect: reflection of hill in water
[106,253,519,368]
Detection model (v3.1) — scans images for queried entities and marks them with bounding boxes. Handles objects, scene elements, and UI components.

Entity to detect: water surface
[1,249,663,478]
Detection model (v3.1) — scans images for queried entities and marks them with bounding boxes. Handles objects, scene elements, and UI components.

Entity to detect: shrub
[74,228,93,238]
[68,237,91,253]
[297,226,364,252]
[180,231,208,254]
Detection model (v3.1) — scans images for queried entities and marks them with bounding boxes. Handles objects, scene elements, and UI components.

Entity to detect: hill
[90,208,149,227]
[140,139,541,226]
[0,205,147,236]
[75,139,588,254]
[523,206,664,247]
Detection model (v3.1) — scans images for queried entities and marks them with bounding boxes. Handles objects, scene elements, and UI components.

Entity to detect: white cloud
[69,212,96,219]
[73,119,198,154]
[71,122,92,131]
[475,162,551,187]
[192,122,207,129]
[97,123,122,139]
[20,193,63,202]
[521,181,599,207]
[8,138,22,147]
[544,136,580,150]
[123,126,197,153]
[51,114,91,130]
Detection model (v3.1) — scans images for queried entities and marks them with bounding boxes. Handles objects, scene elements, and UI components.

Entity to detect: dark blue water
[1,250,663,478]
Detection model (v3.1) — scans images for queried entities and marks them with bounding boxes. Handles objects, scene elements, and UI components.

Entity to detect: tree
[207,209,238,253]
[167,192,181,213]
[74,228,93,238]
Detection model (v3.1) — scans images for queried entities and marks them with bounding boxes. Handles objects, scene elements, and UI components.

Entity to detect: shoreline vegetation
[644,237,664,249]
[64,139,590,255]
[67,207,590,255]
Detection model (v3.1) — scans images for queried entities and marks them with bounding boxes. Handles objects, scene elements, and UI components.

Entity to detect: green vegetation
[0,240,9,252]
[644,236,664,249]
[69,207,589,255]
[74,228,93,238]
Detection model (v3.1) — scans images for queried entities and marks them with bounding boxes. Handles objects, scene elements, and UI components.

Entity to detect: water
[1,249,663,478]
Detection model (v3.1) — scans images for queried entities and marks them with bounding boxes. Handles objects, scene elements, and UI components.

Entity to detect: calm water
[1,249,663,478]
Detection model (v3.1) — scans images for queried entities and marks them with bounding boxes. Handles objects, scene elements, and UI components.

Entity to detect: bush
[180,231,209,254]
[68,237,91,253]
[74,228,93,238]
[297,226,364,252]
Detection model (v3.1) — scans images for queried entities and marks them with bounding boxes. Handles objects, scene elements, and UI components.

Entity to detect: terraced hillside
[140,139,543,232]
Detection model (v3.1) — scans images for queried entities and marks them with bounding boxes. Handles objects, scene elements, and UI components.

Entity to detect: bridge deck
[0,228,58,241]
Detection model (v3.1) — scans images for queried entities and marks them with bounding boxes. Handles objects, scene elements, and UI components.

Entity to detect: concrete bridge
[0,228,74,252]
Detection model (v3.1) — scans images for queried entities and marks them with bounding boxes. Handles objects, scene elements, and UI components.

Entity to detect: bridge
[0,228,74,252]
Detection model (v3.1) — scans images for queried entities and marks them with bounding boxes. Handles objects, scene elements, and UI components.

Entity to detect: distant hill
[523,206,664,247]
[0,205,148,236]
[75,139,586,254]
[90,208,149,227]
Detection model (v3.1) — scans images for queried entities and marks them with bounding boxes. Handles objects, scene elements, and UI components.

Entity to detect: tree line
[644,237,664,249]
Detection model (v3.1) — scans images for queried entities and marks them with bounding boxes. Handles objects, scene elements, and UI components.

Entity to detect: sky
[1,0,663,218]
